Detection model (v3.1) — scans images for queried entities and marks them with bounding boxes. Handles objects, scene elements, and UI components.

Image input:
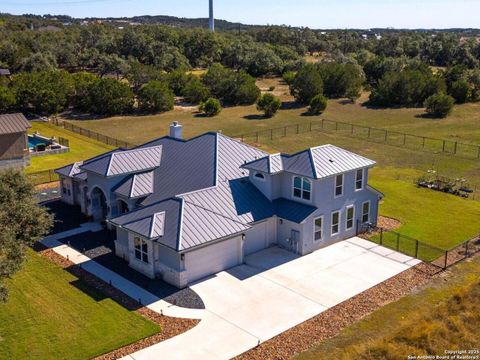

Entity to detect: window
[134,237,149,263]
[346,205,355,230]
[362,201,370,223]
[293,176,312,201]
[355,169,364,191]
[314,217,323,241]
[254,172,265,180]
[331,211,340,235]
[335,174,344,197]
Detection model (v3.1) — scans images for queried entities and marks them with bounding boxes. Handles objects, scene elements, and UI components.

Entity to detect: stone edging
[33,243,199,360]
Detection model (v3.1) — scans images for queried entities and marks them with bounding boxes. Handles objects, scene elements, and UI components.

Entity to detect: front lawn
[0,249,160,360]
[27,122,115,174]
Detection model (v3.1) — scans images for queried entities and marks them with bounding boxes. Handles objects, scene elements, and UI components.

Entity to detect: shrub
[424,93,455,118]
[308,94,328,115]
[282,71,296,85]
[256,93,281,118]
[138,80,174,113]
[87,78,134,115]
[290,64,324,104]
[449,79,471,104]
[199,98,222,117]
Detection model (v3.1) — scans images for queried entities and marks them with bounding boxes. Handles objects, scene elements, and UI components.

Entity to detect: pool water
[28,135,51,149]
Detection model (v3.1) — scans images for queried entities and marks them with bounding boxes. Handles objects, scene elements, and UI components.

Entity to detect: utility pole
[209,0,215,32]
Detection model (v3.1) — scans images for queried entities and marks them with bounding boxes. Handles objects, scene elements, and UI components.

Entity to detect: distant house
[0,69,11,76]
[56,122,382,288]
[0,113,31,169]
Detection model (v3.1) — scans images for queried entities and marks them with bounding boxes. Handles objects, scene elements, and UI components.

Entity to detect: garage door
[186,237,241,284]
[244,221,268,256]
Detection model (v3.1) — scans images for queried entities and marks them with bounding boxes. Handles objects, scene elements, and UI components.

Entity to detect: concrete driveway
[124,237,421,360]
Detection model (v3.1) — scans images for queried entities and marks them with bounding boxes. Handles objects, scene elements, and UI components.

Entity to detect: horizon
[2,0,479,30]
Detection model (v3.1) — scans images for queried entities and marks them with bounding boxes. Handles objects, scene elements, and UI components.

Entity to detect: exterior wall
[0,132,27,161]
[127,232,156,279]
[114,228,129,259]
[276,217,305,254]
[0,157,29,170]
[60,176,75,205]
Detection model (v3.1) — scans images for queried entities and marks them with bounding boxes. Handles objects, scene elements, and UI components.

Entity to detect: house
[0,113,31,169]
[56,122,382,288]
[0,69,11,76]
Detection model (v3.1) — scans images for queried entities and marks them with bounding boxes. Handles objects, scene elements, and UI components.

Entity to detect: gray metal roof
[55,161,85,179]
[243,145,375,179]
[123,211,165,239]
[81,146,162,177]
[0,113,30,135]
[113,171,154,199]
[273,198,317,223]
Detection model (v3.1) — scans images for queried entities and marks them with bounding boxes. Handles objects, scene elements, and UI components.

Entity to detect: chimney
[170,122,183,140]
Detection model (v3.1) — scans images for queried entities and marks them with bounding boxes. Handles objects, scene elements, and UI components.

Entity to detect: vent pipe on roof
[170,122,183,140]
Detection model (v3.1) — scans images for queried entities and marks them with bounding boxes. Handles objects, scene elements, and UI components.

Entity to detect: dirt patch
[33,243,199,360]
[377,216,402,231]
[235,264,435,360]
[35,181,60,191]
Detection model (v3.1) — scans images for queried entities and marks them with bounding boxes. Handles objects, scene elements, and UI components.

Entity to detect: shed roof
[0,113,31,135]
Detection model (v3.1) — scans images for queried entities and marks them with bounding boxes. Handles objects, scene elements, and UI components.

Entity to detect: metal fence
[50,117,135,149]
[58,136,69,148]
[357,223,480,271]
[237,119,480,160]
[28,169,59,185]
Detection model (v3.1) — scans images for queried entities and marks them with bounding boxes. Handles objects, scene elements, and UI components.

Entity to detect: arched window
[293,176,312,201]
[254,172,265,180]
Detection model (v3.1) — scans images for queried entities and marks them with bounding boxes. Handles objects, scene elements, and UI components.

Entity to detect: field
[296,254,480,360]
[27,122,115,173]
[0,249,160,360]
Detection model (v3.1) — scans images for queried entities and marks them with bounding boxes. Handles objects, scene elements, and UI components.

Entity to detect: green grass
[0,249,160,360]
[295,255,480,360]
[27,122,115,174]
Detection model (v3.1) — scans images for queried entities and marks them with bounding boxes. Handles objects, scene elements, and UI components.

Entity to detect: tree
[0,169,52,302]
[87,78,134,115]
[256,93,281,118]
[0,85,16,112]
[308,94,328,115]
[290,64,324,104]
[71,72,99,112]
[19,52,58,72]
[449,79,471,104]
[424,93,455,118]
[282,71,296,85]
[12,70,74,115]
[316,63,364,99]
[199,98,222,117]
[167,69,190,96]
[183,77,210,104]
[138,80,174,113]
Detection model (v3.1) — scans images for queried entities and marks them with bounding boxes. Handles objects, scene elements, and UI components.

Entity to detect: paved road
[123,237,420,360]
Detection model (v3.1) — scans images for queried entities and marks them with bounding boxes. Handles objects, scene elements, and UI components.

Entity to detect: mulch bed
[235,263,436,360]
[33,243,199,360]
[377,215,402,231]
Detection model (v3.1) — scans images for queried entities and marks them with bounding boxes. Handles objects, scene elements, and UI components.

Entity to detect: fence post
[415,240,419,258]
[403,133,406,145]
[396,233,400,251]
[256,132,259,143]
[384,130,387,142]
[321,119,324,129]
[477,146,480,159]
[380,228,383,245]
[422,137,426,149]
[465,240,469,257]
[453,141,458,155]
[351,124,354,134]
[270,129,273,140]
[309,122,312,132]
[367,127,371,139]
[442,140,446,153]
[335,122,338,131]
[444,250,448,269]
[296,124,299,134]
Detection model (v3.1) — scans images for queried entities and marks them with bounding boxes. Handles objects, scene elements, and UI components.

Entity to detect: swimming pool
[28,135,52,150]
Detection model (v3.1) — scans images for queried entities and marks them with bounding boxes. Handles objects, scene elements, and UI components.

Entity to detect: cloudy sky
[2,0,479,29]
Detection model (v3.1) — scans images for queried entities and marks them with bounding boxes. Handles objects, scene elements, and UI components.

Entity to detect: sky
[1,0,479,29]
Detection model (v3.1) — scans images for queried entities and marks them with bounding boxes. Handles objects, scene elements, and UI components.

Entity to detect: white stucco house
[56,122,383,288]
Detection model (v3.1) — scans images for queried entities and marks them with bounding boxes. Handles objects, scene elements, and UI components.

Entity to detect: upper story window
[335,174,344,197]
[293,176,311,201]
[355,169,364,191]
[254,172,265,181]
[134,237,149,264]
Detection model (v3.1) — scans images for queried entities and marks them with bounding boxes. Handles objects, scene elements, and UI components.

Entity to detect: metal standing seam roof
[123,211,166,239]
[113,171,154,199]
[81,145,163,177]
[55,161,86,179]
[242,144,376,179]
[0,113,31,135]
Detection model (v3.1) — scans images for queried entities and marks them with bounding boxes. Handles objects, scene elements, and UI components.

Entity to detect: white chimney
[170,122,183,140]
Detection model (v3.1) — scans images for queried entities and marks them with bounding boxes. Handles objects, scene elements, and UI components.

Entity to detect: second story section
[242,145,376,207]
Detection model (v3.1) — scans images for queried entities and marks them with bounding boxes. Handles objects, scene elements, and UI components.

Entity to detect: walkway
[122,237,421,360]
[41,225,204,320]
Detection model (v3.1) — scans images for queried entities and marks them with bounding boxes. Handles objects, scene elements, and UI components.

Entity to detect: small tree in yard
[424,93,455,118]
[199,98,222,117]
[138,80,174,113]
[256,93,281,118]
[308,94,328,115]
[0,170,52,302]
[449,79,471,104]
